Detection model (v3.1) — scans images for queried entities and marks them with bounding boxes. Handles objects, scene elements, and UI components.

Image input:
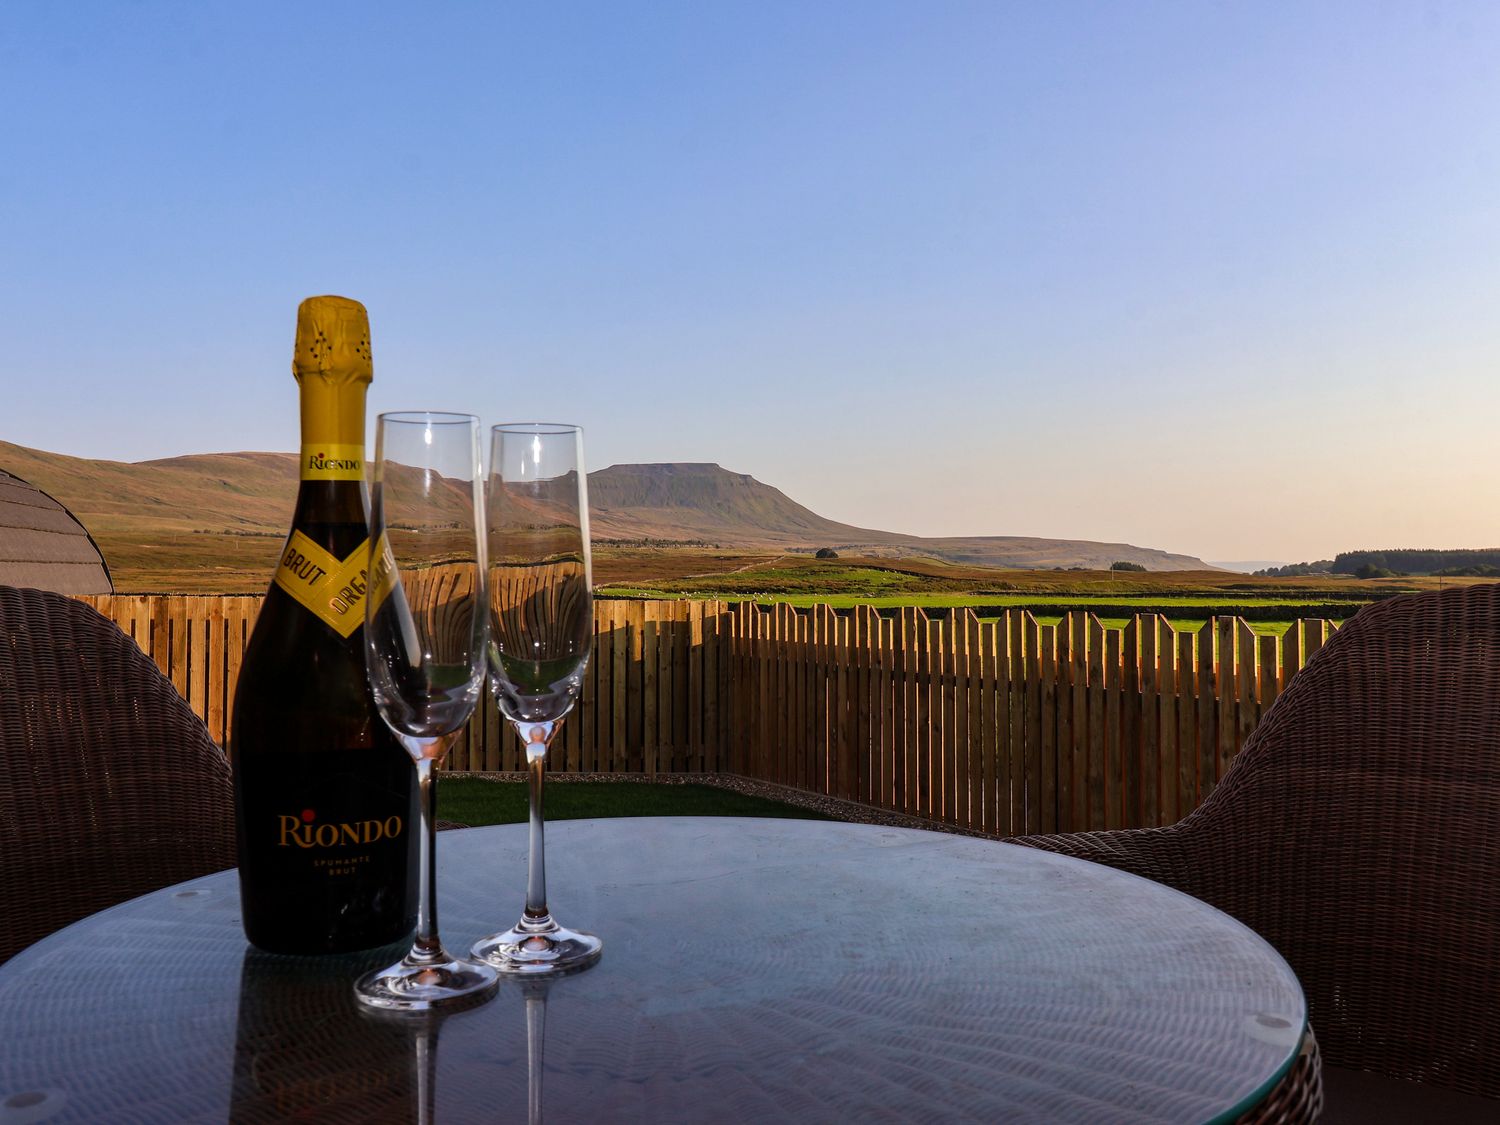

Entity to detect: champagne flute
[471,423,601,975]
[354,412,499,1011]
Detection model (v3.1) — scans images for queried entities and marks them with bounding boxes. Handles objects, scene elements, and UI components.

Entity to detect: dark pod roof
[0,468,112,594]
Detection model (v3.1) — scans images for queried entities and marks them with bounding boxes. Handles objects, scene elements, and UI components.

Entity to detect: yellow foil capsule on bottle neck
[292,295,372,474]
[293,295,373,385]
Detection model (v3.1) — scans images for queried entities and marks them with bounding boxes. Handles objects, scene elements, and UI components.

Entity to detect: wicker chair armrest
[1012,825,1201,895]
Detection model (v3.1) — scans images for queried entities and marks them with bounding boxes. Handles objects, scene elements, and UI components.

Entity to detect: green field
[601,589,1357,611]
[585,552,1438,636]
[599,589,1358,635]
[592,554,1415,610]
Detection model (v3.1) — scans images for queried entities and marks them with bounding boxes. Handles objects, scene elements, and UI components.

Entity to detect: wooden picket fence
[727,603,1340,836]
[74,594,734,778]
[74,594,1342,835]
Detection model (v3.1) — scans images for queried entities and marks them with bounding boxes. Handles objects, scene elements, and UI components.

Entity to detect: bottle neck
[294,380,370,526]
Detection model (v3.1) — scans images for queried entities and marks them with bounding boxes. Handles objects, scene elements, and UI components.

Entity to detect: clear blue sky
[3,1,1499,562]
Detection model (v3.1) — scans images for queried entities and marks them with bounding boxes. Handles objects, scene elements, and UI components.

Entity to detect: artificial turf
[436,776,832,827]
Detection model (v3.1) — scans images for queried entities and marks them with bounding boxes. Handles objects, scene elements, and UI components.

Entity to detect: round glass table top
[0,818,1304,1123]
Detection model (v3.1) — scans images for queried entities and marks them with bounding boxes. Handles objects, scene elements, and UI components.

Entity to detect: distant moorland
[0,440,1482,627]
[3,441,1212,590]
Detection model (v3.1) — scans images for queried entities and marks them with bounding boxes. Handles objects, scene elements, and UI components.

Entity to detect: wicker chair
[1013,583,1500,1122]
[0,586,237,964]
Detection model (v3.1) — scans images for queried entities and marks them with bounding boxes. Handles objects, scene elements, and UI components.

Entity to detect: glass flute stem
[354,730,497,1010]
[525,739,548,921]
[412,755,442,961]
[522,720,558,925]
[470,718,599,974]
[404,729,456,964]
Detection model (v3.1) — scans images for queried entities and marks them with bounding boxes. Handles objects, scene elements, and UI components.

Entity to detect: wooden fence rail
[75,594,1340,836]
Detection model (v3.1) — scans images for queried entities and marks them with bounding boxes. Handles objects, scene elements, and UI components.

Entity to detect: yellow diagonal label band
[368,531,397,616]
[273,530,383,637]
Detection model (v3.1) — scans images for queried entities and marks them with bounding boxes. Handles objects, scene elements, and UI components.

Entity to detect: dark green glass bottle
[230,296,417,954]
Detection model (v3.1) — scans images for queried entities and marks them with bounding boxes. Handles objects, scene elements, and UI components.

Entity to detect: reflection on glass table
[0,819,1308,1123]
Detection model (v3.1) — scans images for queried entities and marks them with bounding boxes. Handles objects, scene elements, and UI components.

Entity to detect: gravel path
[451,771,1006,841]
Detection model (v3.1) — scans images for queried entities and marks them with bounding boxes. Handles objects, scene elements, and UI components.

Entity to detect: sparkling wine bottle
[230,295,417,954]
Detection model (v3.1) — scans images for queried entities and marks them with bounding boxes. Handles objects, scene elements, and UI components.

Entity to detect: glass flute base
[355,950,500,1012]
[471,916,602,976]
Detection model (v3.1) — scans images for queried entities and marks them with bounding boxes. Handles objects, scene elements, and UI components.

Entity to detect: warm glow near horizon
[3,2,1499,565]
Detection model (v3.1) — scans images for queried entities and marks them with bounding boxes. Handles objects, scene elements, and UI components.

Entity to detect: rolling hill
[0,442,1213,589]
[586,463,1211,570]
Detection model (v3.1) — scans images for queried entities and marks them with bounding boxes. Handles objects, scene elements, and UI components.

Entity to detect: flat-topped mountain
[0,443,1212,576]
[586,462,1210,571]
[589,463,846,541]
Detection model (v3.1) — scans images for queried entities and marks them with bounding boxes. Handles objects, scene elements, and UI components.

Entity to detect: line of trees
[1334,549,1500,577]
[1255,560,1335,577]
[1257,549,1500,579]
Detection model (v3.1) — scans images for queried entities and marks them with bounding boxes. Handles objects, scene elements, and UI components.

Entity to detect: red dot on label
[301,808,315,823]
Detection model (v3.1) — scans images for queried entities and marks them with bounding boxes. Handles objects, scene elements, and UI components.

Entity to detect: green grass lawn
[437,777,832,826]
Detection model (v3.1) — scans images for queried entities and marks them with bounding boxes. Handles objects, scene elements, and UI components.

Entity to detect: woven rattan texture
[0,585,236,964]
[1017,583,1500,1103]
[1237,1027,1323,1124]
